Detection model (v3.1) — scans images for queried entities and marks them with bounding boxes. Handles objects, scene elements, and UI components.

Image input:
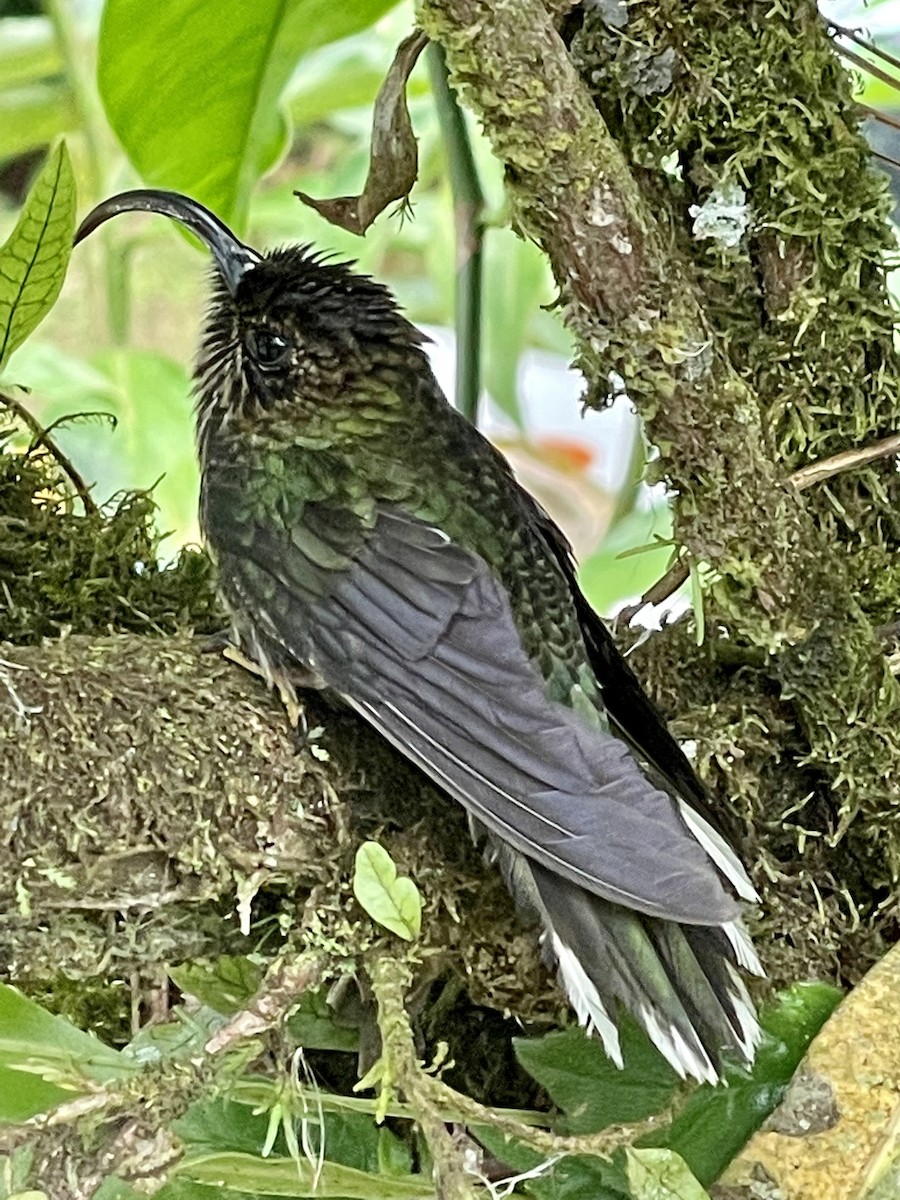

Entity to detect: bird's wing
[525,491,757,903]
[212,500,740,926]
[527,493,712,812]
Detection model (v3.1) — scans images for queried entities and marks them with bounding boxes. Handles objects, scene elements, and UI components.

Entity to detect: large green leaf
[508,985,841,1194]
[155,1184,270,1200]
[0,140,75,371]
[0,981,130,1121]
[0,1062,69,1123]
[645,983,842,1185]
[286,988,361,1053]
[470,1130,631,1200]
[174,1096,410,1177]
[513,1021,678,1137]
[97,0,399,231]
[626,1149,709,1200]
[93,1179,145,1200]
[170,956,264,1016]
[122,1006,225,1068]
[174,1098,289,1159]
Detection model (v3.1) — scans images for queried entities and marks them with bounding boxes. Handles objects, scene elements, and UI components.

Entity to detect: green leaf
[0,982,130,1121]
[174,1094,411,1181]
[377,1125,414,1178]
[170,957,264,1016]
[286,989,360,1053]
[0,1064,68,1124]
[471,1129,631,1200]
[511,986,841,1191]
[513,1021,679,1136]
[154,1185,262,1200]
[174,1098,285,1158]
[0,982,126,1080]
[0,1145,35,1198]
[97,0,399,231]
[352,842,422,941]
[174,1151,433,1199]
[645,983,842,1186]
[0,140,76,372]
[626,1148,709,1200]
[122,1005,225,1067]
[92,1180,145,1200]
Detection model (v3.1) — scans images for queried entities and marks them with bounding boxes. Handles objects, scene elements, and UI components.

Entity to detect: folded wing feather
[213,502,741,926]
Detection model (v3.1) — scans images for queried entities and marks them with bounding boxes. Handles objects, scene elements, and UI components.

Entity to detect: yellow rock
[719,943,900,1199]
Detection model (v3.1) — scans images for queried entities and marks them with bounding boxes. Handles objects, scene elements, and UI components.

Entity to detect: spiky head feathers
[75,189,429,439]
[197,245,427,420]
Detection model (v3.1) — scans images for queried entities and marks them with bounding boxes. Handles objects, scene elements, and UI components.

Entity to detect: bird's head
[75,189,428,443]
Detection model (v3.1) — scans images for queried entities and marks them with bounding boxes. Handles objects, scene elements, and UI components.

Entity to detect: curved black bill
[74,189,261,295]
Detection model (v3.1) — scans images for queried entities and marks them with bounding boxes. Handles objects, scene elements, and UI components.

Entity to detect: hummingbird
[76,190,762,1083]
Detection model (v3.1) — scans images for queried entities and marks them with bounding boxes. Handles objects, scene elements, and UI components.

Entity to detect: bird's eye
[247,327,290,369]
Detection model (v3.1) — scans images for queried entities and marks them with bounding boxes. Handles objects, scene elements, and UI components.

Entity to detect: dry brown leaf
[296,29,427,235]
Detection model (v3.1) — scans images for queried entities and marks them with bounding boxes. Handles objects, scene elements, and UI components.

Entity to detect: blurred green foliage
[0,0,661,615]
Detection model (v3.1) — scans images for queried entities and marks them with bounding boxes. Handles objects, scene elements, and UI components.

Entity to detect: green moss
[0,427,220,643]
[572,0,900,607]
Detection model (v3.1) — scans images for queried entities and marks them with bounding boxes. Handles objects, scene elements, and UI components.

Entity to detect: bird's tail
[526,860,763,1083]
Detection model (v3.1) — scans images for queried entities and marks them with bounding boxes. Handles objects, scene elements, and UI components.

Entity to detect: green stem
[367,953,670,1163]
[45,0,130,345]
[427,43,485,427]
[609,422,648,530]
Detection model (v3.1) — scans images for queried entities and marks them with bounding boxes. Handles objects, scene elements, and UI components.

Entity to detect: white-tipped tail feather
[724,962,764,1062]
[724,918,765,977]
[549,932,623,1067]
[679,802,759,904]
[527,857,763,1084]
[638,1004,719,1086]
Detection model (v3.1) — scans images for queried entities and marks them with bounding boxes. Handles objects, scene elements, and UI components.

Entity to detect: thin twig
[833,43,900,96]
[859,104,900,134]
[0,390,99,515]
[617,557,689,625]
[619,433,900,619]
[427,44,485,427]
[366,954,668,1174]
[872,148,900,172]
[204,952,329,1055]
[825,17,900,79]
[787,431,900,491]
